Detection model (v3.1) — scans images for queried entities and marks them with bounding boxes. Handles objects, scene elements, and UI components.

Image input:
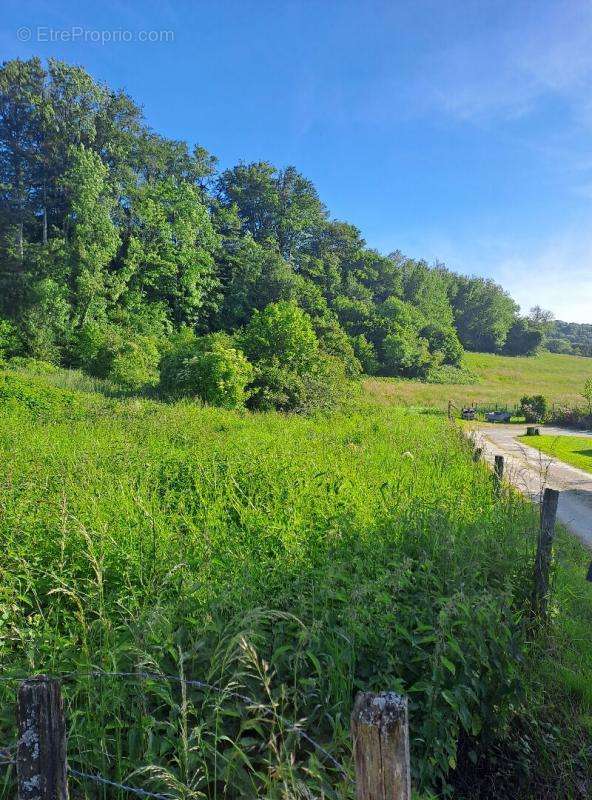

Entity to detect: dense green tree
[217,162,327,260]
[124,178,219,328]
[63,145,120,326]
[447,276,518,352]
[503,318,543,356]
[0,55,553,403]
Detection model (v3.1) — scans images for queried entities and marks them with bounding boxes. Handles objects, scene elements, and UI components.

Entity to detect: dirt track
[472,424,592,549]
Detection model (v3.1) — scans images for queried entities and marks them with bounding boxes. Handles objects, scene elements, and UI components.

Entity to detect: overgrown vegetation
[0,57,554,413]
[0,371,590,799]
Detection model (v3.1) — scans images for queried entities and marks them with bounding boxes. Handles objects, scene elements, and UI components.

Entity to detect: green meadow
[518,433,592,474]
[365,351,592,411]
[0,369,591,799]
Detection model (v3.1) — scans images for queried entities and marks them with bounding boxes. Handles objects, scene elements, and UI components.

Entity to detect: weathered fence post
[494,455,504,494]
[17,676,69,800]
[351,691,411,800]
[533,488,559,618]
[447,400,452,420]
[472,447,482,463]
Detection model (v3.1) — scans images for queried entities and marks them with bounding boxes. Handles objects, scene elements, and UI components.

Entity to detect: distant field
[518,434,592,474]
[364,351,592,410]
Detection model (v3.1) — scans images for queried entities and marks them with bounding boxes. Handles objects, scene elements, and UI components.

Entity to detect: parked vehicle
[486,410,511,423]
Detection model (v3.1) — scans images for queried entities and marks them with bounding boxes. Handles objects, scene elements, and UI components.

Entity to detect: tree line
[546,320,592,357]
[0,57,550,408]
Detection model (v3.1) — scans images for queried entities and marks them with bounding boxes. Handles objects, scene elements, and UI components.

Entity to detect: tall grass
[0,373,590,798]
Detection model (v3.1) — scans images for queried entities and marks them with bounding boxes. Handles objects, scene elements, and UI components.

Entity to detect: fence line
[4,668,349,779]
[7,672,412,799]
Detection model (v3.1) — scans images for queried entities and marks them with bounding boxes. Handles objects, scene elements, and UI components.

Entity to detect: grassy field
[0,369,591,798]
[518,434,592,473]
[364,351,592,411]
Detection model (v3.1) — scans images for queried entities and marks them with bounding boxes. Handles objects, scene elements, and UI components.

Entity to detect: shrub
[109,336,161,392]
[0,319,21,361]
[240,301,354,412]
[20,278,70,363]
[520,394,547,423]
[581,377,592,415]
[422,323,464,367]
[352,334,379,375]
[70,323,161,393]
[312,314,362,377]
[0,372,89,416]
[247,353,353,413]
[70,321,123,378]
[160,330,253,408]
[240,301,319,372]
[382,327,432,377]
[504,319,543,356]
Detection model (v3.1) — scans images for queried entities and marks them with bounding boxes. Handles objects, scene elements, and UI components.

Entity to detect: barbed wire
[69,768,175,800]
[82,670,349,779]
[0,669,349,780]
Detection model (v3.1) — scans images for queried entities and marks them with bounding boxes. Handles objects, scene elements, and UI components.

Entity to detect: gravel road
[472,424,592,549]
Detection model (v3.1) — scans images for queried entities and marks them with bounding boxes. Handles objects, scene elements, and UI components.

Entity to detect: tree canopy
[0,57,549,405]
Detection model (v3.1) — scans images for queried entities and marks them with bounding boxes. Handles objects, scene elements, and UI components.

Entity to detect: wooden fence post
[494,455,504,493]
[447,400,452,420]
[472,447,482,463]
[533,488,559,618]
[351,691,411,800]
[17,676,69,800]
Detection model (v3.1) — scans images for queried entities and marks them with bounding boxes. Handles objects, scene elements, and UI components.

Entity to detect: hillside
[364,351,592,410]
[0,369,591,798]
[0,57,559,412]
[547,319,592,356]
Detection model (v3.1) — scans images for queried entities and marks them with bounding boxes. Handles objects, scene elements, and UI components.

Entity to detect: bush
[240,301,319,372]
[70,322,161,393]
[0,372,89,417]
[352,334,379,375]
[382,327,432,377]
[422,323,464,367]
[69,321,123,378]
[240,301,353,412]
[247,353,353,413]
[109,336,160,392]
[520,394,547,423]
[160,330,253,408]
[0,319,21,361]
[504,319,543,356]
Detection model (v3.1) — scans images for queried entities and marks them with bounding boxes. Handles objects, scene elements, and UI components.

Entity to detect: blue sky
[2,0,591,321]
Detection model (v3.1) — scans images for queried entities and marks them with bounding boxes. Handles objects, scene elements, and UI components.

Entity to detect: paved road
[472,424,592,549]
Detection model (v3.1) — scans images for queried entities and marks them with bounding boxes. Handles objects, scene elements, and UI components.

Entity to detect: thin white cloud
[496,228,592,323]
[419,2,592,125]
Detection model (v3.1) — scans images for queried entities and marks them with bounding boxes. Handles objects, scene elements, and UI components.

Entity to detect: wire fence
[0,667,352,798]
